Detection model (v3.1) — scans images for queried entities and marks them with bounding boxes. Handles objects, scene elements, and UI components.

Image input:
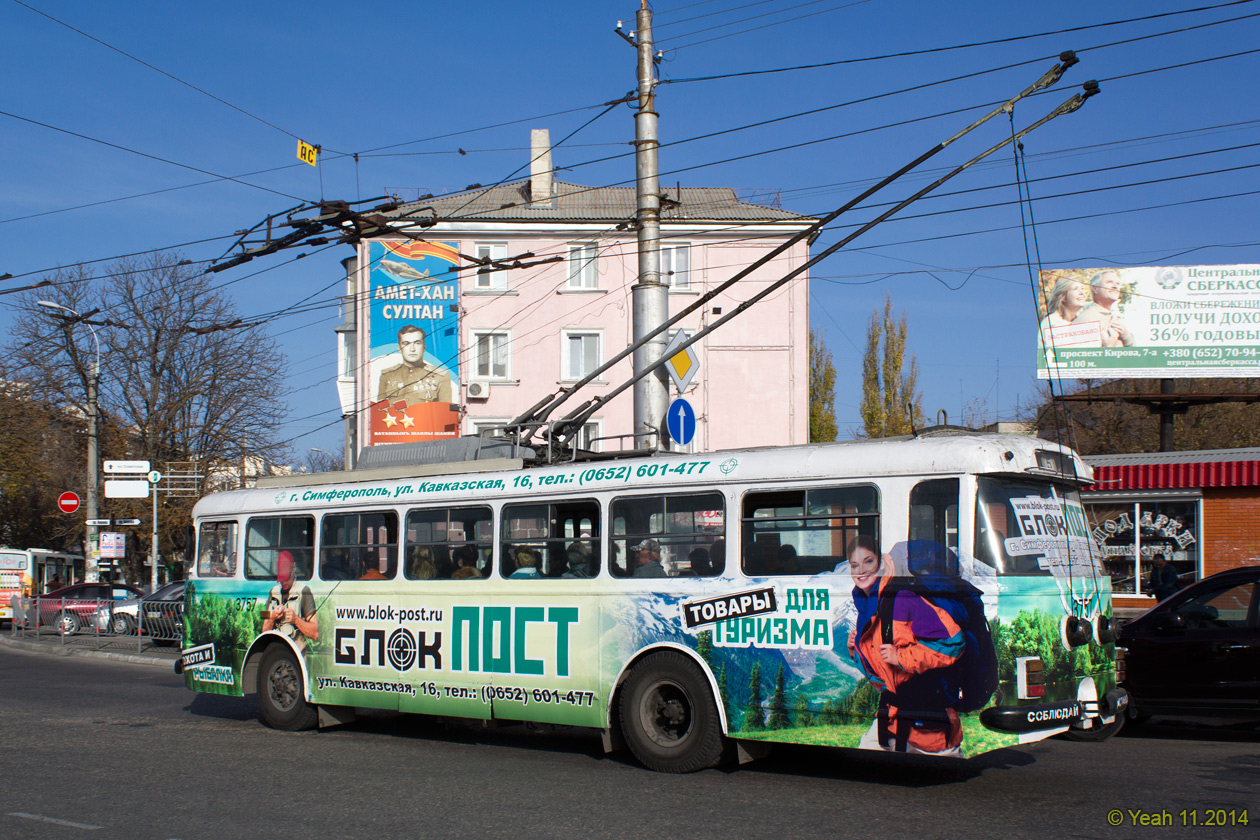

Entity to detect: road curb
[0,633,177,668]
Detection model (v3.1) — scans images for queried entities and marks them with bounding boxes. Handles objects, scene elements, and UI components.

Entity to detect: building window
[576,420,603,453]
[474,242,508,290]
[338,331,356,378]
[471,330,510,379]
[661,242,691,291]
[567,242,599,290]
[1084,498,1200,597]
[470,418,510,437]
[564,331,602,380]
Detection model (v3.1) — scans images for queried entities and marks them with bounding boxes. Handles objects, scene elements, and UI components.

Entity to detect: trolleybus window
[321,511,398,581]
[404,506,493,580]
[743,486,878,576]
[908,478,959,552]
[501,501,599,579]
[974,478,1092,575]
[611,492,724,578]
[197,521,238,578]
[245,516,315,581]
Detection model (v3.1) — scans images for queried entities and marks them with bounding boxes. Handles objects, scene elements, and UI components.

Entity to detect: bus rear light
[1115,646,1127,683]
[1017,655,1045,699]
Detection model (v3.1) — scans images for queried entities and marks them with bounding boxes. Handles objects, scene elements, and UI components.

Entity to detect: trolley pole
[631,0,667,450]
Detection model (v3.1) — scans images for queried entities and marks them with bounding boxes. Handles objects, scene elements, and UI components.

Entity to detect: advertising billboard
[365,240,462,444]
[1036,265,1260,379]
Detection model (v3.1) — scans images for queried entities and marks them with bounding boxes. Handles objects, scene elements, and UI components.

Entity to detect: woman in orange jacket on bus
[847,535,966,756]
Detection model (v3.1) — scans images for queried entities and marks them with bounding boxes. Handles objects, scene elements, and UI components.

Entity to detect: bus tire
[619,652,724,773]
[1064,714,1125,742]
[257,645,317,731]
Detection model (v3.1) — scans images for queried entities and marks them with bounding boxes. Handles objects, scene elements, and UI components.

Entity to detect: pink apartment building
[337,135,816,458]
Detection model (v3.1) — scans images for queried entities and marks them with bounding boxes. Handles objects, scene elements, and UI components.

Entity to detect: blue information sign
[666,398,697,446]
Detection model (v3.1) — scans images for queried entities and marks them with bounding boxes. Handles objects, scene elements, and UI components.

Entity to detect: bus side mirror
[183,525,195,572]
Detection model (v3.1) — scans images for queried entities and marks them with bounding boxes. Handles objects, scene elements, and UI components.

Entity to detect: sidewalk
[0,628,180,668]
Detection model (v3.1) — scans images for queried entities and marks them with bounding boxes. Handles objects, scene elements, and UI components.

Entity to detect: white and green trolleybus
[179,433,1127,771]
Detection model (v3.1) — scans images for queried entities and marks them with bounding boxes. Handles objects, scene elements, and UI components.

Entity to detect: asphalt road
[1,645,1255,840]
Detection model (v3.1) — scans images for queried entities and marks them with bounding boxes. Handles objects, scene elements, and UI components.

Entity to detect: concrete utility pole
[631,0,668,450]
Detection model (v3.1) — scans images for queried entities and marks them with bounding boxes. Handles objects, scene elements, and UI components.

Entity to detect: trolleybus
[179,434,1126,771]
[0,548,84,625]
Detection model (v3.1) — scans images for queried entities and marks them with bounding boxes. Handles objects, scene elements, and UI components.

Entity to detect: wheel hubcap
[268,659,300,712]
[641,680,693,747]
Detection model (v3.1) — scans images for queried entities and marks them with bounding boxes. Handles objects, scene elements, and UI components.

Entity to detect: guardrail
[9,595,182,651]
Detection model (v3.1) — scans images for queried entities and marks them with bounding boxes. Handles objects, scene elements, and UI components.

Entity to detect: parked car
[92,580,185,641]
[35,582,143,633]
[1117,565,1260,719]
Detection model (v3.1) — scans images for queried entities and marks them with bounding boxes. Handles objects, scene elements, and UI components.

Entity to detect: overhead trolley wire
[663,0,1257,80]
[9,0,344,153]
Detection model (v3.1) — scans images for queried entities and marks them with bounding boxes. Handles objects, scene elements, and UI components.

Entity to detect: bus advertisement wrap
[365,240,461,444]
[1036,264,1260,379]
[183,554,1113,756]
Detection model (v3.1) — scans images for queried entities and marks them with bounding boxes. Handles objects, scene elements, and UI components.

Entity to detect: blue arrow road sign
[667,398,696,446]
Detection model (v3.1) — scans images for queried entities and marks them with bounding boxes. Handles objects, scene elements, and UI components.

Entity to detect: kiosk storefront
[1082,448,1260,616]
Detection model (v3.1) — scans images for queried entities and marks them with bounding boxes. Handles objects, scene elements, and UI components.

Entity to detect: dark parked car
[1118,566,1260,719]
[35,582,143,634]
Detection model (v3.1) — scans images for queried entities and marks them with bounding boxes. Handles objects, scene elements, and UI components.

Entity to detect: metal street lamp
[37,300,102,581]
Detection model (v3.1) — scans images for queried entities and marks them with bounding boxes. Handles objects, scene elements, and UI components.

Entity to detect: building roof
[389,181,816,225]
[1084,448,1260,491]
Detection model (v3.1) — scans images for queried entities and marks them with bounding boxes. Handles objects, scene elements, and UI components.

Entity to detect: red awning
[1088,460,1260,491]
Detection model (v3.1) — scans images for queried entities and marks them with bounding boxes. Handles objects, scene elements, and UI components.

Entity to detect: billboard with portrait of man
[1036,264,1260,379]
[365,240,461,444]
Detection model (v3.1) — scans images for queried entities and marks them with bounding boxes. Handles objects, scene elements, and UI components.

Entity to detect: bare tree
[4,253,290,577]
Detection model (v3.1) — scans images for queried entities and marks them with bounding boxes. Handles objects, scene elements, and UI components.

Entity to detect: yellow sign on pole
[663,330,700,393]
[297,139,320,167]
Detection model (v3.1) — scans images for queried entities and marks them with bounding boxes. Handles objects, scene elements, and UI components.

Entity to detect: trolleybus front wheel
[619,652,724,773]
[257,644,318,731]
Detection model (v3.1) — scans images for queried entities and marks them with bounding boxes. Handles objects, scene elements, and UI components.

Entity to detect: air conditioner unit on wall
[466,381,491,400]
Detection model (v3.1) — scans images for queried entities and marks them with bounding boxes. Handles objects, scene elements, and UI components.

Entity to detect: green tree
[793,692,813,727]
[859,294,923,438]
[696,630,713,666]
[809,329,838,443]
[767,663,790,729]
[743,662,765,731]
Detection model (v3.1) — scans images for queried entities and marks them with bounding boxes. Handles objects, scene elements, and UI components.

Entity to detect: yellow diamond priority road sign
[663,329,699,393]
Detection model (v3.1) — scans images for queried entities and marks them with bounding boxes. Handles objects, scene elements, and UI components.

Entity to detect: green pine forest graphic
[700,607,1116,756]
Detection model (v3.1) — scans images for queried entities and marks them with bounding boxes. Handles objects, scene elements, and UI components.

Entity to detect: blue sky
[3,0,1257,457]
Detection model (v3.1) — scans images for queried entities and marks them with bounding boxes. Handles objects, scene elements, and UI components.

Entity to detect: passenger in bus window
[562,543,592,578]
[510,547,539,578]
[322,551,353,581]
[263,551,318,651]
[774,544,801,575]
[48,573,62,593]
[359,548,387,580]
[407,546,437,580]
[689,547,711,576]
[451,545,479,579]
[632,539,666,578]
[709,539,725,575]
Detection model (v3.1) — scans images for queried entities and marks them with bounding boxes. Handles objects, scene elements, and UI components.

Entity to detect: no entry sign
[57,491,81,514]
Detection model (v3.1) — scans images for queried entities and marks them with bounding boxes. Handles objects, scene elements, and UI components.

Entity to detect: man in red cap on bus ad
[262,551,318,651]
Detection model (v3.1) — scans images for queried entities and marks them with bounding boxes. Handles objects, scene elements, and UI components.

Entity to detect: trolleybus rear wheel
[619,651,724,773]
